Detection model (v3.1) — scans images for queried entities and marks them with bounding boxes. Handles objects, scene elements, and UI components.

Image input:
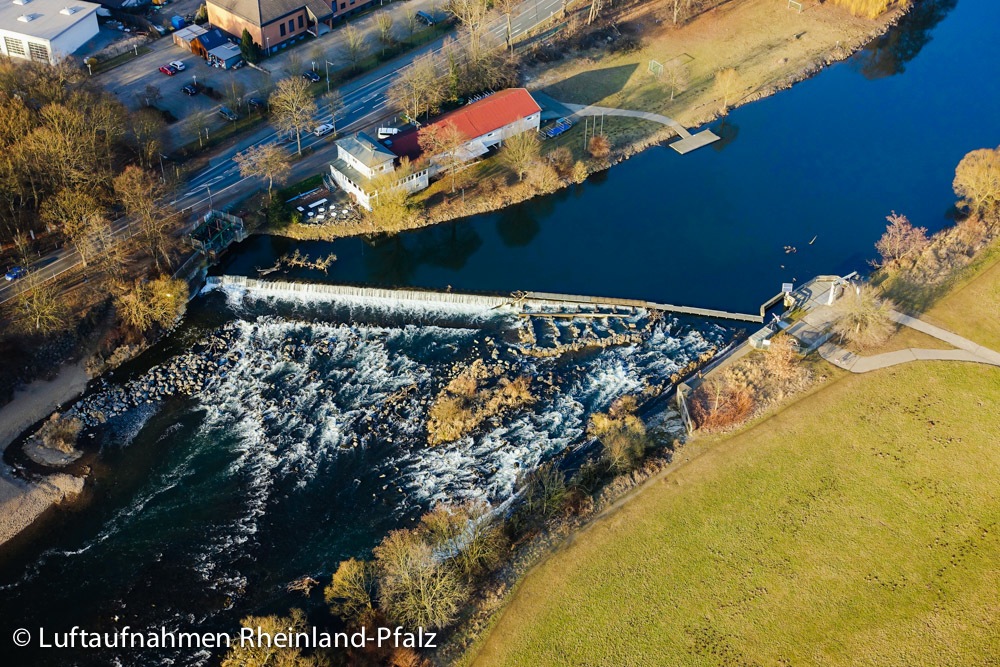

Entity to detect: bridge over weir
[206,276,782,324]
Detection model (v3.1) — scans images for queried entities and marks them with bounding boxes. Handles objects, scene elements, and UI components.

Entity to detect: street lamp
[325,60,336,92]
[207,186,213,210]
[266,37,270,56]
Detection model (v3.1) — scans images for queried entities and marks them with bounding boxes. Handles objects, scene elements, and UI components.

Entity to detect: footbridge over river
[206,276,783,324]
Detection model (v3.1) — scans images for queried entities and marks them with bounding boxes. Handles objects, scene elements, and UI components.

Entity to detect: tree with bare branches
[269,77,317,156]
[419,121,468,193]
[714,67,740,115]
[374,11,394,55]
[663,60,689,101]
[875,211,929,269]
[832,284,895,352]
[113,166,176,272]
[953,146,1000,220]
[235,143,290,199]
[500,131,540,181]
[342,23,367,70]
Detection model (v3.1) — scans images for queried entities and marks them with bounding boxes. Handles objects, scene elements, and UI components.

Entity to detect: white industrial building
[0,0,100,65]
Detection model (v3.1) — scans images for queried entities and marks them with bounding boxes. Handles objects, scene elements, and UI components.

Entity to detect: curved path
[818,310,1000,373]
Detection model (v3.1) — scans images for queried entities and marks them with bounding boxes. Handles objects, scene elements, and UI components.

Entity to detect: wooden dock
[669,129,721,154]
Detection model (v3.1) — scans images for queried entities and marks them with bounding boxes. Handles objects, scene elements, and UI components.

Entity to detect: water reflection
[851,0,958,79]
[710,121,740,152]
[497,209,541,246]
[362,222,483,283]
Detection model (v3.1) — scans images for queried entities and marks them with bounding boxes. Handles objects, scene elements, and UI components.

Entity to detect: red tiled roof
[388,88,541,160]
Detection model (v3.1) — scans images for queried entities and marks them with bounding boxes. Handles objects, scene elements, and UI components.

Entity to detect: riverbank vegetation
[427,360,535,445]
[0,61,191,405]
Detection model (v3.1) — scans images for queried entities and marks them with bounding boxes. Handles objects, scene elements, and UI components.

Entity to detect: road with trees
[0,0,568,307]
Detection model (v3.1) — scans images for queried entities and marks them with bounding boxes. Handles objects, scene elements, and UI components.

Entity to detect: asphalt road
[0,0,566,307]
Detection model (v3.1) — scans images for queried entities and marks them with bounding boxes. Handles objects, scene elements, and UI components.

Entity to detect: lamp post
[325,60,335,92]
[266,36,270,56]
[207,186,213,210]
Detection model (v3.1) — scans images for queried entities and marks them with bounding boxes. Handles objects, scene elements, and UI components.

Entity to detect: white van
[313,124,335,137]
[377,127,400,139]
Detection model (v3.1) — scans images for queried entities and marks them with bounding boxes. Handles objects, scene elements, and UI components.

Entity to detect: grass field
[525,0,903,153]
[468,261,1000,666]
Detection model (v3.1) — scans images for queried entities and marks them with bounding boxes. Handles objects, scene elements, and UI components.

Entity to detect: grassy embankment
[466,248,1000,666]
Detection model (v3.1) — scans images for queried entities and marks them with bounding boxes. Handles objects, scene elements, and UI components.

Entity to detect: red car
[158,65,178,76]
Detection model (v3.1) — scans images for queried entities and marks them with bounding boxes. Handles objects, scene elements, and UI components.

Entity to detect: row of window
[278,14,306,37]
[3,36,48,62]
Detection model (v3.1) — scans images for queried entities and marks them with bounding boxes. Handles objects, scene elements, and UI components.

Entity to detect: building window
[279,23,286,36]
[340,2,345,7]
[4,37,26,57]
[28,42,48,62]
[288,19,294,33]
[298,15,303,28]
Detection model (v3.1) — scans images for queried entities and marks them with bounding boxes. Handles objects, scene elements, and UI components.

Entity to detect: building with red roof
[386,88,542,166]
[328,89,541,210]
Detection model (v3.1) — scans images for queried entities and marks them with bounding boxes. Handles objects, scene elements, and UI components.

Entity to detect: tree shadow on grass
[541,64,639,106]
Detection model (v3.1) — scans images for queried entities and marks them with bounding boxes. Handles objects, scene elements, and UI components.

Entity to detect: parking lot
[89,0,447,150]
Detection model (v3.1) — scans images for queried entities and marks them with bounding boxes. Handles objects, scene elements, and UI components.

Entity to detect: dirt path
[0,361,90,548]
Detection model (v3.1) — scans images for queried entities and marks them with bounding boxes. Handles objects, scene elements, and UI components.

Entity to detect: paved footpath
[817,310,1000,374]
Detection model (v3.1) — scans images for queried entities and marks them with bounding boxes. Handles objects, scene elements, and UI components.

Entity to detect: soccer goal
[648,59,664,78]
[787,0,803,13]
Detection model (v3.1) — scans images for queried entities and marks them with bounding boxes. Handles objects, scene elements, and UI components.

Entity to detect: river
[1,1,996,665]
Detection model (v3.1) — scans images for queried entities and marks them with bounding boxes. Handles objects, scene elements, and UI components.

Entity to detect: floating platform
[669,129,721,154]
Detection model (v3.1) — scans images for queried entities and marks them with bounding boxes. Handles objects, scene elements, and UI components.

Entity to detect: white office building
[0,0,100,65]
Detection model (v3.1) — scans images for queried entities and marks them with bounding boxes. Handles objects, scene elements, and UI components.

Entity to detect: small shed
[172,24,206,50]
[207,42,242,69]
[191,28,228,59]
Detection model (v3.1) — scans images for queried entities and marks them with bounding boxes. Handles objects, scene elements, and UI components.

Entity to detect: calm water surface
[218,0,995,313]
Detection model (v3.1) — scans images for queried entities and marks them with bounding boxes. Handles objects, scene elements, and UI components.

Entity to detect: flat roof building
[0,0,100,64]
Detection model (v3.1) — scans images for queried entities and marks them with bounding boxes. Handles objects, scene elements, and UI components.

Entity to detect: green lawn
[469,261,1000,666]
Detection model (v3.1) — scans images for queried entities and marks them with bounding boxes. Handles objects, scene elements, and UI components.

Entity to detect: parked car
[415,10,436,26]
[181,84,198,96]
[158,64,177,76]
[218,106,239,121]
[169,60,186,71]
[301,70,321,83]
[313,123,334,137]
[247,97,265,111]
[5,266,26,282]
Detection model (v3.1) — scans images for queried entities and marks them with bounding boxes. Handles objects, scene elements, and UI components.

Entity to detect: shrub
[588,134,611,159]
[37,413,82,453]
[588,395,651,472]
[546,146,574,178]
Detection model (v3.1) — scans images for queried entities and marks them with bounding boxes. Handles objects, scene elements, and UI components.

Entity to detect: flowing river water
[2,1,998,665]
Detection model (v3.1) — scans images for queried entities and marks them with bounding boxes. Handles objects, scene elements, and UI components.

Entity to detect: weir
[206,276,776,323]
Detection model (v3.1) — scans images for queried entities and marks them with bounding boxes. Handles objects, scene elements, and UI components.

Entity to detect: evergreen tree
[239,29,259,64]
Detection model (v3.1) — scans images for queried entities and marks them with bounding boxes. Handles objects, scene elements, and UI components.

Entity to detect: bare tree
[495,0,519,50]
[321,90,345,134]
[269,77,318,156]
[12,266,67,334]
[374,11,395,55]
[114,276,188,334]
[953,146,1000,220]
[587,395,650,472]
[40,188,106,268]
[113,165,176,271]
[875,211,929,269]
[714,67,740,115]
[342,23,367,70]
[365,162,416,233]
[419,121,468,192]
[324,558,376,625]
[387,56,444,121]
[224,79,247,113]
[235,143,290,198]
[500,131,540,181]
[373,528,469,630]
[128,108,165,170]
[449,0,492,63]
[403,8,419,42]
[663,60,689,101]
[832,284,895,351]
